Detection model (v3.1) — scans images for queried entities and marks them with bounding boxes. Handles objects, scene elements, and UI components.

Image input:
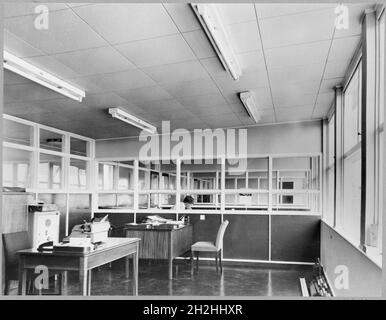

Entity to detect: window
[39,153,63,190]
[70,137,89,157]
[340,63,362,244]
[69,159,88,190]
[2,147,32,188]
[40,129,64,152]
[3,118,33,146]
[325,113,335,226]
[272,156,320,212]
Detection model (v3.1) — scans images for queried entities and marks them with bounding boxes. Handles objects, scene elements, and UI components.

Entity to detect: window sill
[322,220,382,269]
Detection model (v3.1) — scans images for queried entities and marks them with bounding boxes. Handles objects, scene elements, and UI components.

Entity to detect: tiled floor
[64,260,313,296]
[8,260,313,296]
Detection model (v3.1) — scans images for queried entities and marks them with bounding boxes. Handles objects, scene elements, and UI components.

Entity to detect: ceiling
[3,2,374,139]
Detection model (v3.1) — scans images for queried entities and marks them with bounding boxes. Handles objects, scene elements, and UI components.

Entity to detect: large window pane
[343,150,361,244]
[70,137,89,157]
[3,118,33,146]
[118,166,133,190]
[2,147,32,189]
[40,128,64,152]
[343,63,362,153]
[39,153,63,189]
[69,158,88,190]
[98,163,115,190]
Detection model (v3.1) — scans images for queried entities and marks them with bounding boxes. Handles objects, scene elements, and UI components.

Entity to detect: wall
[96,120,322,158]
[94,120,323,264]
[321,221,382,297]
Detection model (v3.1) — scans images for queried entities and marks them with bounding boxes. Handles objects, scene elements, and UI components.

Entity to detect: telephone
[37,241,54,252]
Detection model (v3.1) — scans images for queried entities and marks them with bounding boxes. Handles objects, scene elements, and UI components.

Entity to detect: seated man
[172,194,194,211]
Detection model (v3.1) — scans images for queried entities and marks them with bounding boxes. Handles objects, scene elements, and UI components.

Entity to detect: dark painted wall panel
[223,214,269,260]
[186,214,221,243]
[271,215,320,262]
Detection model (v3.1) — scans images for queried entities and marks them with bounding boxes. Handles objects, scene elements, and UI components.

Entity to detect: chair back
[215,220,229,251]
[2,231,30,278]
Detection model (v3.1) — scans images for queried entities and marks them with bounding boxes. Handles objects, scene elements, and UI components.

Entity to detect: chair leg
[196,252,199,271]
[5,279,10,295]
[219,250,223,273]
[190,250,194,274]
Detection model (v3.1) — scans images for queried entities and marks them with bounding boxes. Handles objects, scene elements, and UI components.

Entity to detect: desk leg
[125,256,130,279]
[132,243,139,296]
[79,258,88,296]
[168,232,173,280]
[18,256,27,295]
[87,270,92,296]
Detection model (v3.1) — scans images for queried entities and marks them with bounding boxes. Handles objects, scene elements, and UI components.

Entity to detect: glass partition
[2,147,32,189]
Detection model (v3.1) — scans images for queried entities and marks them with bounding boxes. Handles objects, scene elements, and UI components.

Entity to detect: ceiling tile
[271,80,320,98]
[214,71,270,93]
[255,4,335,19]
[5,9,107,54]
[260,9,334,49]
[319,78,343,94]
[4,3,68,18]
[4,82,65,103]
[276,106,313,121]
[200,57,228,78]
[4,70,31,85]
[237,50,266,75]
[87,69,156,91]
[313,103,332,118]
[4,30,43,58]
[315,92,335,106]
[67,75,104,94]
[178,93,228,109]
[334,4,374,39]
[217,3,256,25]
[269,64,325,86]
[115,34,195,68]
[25,55,80,79]
[225,21,262,54]
[163,3,201,33]
[265,40,330,69]
[82,92,129,110]
[73,3,178,44]
[182,30,216,59]
[273,93,316,109]
[142,60,209,83]
[135,99,185,113]
[115,86,173,104]
[159,78,220,98]
[225,87,273,109]
[328,35,360,62]
[324,60,351,79]
[52,46,135,76]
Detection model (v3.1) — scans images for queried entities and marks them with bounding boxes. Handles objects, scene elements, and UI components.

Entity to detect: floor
[8,260,313,296]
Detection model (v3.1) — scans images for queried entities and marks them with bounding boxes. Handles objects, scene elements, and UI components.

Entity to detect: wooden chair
[3,231,34,295]
[191,220,229,274]
[2,231,64,295]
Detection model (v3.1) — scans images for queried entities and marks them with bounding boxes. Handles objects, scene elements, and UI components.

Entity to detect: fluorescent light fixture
[191,3,242,81]
[3,51,85,102]
[239,91,261,123]
[108,107,157,134]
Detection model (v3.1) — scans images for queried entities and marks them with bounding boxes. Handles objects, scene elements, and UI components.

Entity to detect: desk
[17,237,140,296]
[125,224,193,279]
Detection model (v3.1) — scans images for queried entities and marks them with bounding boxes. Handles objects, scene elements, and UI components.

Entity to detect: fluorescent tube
[108,107,157,134]
[191,3,242,81]
[239,91,261,123]
[3,51,85,102]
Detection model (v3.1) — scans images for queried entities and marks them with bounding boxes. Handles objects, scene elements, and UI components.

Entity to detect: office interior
[0,2,384,297]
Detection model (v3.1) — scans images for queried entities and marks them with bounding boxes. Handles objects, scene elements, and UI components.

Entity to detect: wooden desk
[17,237,140,296]
[125,224,193,279]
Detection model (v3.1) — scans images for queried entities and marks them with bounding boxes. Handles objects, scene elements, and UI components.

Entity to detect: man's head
[183,195,194,209]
